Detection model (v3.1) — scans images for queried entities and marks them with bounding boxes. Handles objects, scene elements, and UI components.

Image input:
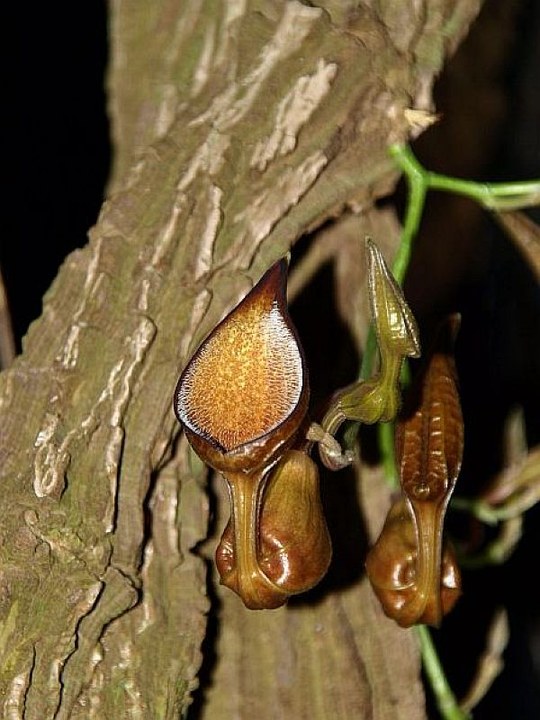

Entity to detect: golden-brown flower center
[178,301,303,451]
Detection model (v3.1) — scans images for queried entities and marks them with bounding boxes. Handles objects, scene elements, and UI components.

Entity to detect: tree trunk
[1,2,481,717]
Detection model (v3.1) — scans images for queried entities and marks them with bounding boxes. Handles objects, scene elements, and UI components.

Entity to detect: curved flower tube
[366,315,464,627]
[174,260,330,608]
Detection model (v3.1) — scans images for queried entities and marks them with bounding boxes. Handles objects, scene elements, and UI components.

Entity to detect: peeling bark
[1,1,482,717]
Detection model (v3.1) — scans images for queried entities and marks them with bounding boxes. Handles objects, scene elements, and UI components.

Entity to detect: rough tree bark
[1,2,482,718]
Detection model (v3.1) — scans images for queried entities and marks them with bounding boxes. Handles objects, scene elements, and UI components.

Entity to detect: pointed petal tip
[253,257,289,304]
[365,239,421,357]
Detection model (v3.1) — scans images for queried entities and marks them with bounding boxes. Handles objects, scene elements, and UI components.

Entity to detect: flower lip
[174,260,309,472]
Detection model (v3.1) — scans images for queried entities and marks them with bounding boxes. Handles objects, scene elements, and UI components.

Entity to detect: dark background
[5,1,540,717]
[6,2,110,346]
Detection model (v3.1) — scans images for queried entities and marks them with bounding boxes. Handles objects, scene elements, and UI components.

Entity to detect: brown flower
[365,498,461,627]
[366,316,463,627]
[174,260,330,609]
[174,260,308,475]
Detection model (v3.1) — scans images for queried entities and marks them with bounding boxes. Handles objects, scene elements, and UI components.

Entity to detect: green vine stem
[377,421,398,487]
[450,496,506,525]
[389,144,540,213]
[417,625,471,720]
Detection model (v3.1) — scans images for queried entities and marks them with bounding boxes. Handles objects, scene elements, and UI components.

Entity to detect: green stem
[417,625,471,720]
[450,495,522,524]
[390,144,540,211]
[388,145,428,284]
[377,421,398,488]
[450,496,499,524]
